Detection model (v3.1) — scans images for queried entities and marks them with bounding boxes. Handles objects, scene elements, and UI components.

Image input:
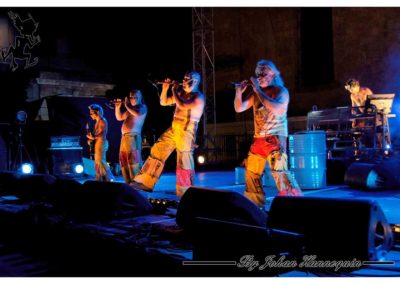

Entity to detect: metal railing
[195,134,253,164]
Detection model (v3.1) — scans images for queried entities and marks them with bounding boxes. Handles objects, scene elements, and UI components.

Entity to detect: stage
[0,168,400,277]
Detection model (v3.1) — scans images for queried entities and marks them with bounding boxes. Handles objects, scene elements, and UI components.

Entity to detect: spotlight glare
[74,164,84,174]
[197,155,205,164]
[21,163,34,174]
[16,110,28,124]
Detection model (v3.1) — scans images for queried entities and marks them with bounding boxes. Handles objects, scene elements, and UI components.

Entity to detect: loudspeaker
[267,196,393,261]
[191,217,279,276]
[77,181,153,221]
[49,147,83,177]
[192,217,304,276]
[47,178,85,214]
[176,187,267,230]
[344,162,384,190]
[372,158,400,188]
[0,171,56,200]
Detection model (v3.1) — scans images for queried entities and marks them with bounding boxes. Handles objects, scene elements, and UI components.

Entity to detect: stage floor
[74,170,400,277]
[79,169,400,226]
[1,169,400,277]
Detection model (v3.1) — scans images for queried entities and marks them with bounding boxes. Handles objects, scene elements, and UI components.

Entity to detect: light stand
[11,111,33,173]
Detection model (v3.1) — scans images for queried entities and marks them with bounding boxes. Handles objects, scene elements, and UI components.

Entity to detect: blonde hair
[345,78,360,91]
[255,59,285,87]
[88,104,104,117]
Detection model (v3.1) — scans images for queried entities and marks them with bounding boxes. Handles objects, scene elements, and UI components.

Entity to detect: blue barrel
[289,130,326,189]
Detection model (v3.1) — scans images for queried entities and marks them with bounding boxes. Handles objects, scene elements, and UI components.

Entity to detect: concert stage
[0,169,400,277]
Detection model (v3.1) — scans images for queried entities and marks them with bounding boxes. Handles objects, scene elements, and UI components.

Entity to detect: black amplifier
[48,147,83,177]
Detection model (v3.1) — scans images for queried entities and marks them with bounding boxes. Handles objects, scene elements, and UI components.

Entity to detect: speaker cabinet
[344,159,400,190]
[344,162,384,190]
[267,196,393,261]
[176,186,267,230]
[191,217,277,276]
[78,181,153,221]
[49,147,83,177]
[371,158,400,189]
[0,171,56,200]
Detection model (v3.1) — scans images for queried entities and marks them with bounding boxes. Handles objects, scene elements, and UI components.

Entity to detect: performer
[344,78,382,147]
[234,59,302,207]
[344,78,373,128]
[114,89,147,184]
[131,71,205,197]
[87,104,114,182]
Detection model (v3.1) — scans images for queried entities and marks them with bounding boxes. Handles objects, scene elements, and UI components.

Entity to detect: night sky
[36,7,193,80]
[0,7,193,123]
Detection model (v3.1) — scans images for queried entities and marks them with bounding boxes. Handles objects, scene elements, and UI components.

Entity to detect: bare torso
[94,118,107,141]
[173,92,205,122]
[121,105,147,134]
[351,87,372,113]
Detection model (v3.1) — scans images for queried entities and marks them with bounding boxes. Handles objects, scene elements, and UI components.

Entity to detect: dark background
[0,7,194,171]
[0,7,193,129]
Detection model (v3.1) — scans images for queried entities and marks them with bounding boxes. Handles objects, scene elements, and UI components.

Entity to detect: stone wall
[214,8,300,93]
[26,71,114,120]
[213,7,400,122]
[332,8,400,93]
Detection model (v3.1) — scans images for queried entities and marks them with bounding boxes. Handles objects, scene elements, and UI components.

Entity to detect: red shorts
[250,135,283,157]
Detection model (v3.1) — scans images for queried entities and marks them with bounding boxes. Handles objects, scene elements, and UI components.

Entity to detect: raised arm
[173,89,205,110]
[114,99,128,121]
[124,97,148,117]
[160,79,176,106]
[234,80,254,113]
[250,77,288,116]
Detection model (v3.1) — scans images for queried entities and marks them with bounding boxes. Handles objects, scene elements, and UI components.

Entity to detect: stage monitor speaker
[47,178,85,214]
[49,147,83,177]
[371,158,400,189]
[344,162,384,190]
[267,196,393,261]
[191,216,304,276]
[0,171,56,200]
[191,217,279,276]
[79,181,153,221]
[176,187,267,230]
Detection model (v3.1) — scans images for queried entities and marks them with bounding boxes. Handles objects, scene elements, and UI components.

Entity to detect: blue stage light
[21,163,34,174]
[73,164,84,174]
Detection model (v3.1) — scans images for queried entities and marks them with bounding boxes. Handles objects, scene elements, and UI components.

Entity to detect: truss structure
[192,8,216,137]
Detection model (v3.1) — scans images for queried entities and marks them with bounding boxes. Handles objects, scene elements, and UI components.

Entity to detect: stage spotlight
[12,110,33,173]
[16,110,27,124]
[197,154,205,164]
[383,145,391,156]
[20,163,34,174]
[73,164,84,174]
